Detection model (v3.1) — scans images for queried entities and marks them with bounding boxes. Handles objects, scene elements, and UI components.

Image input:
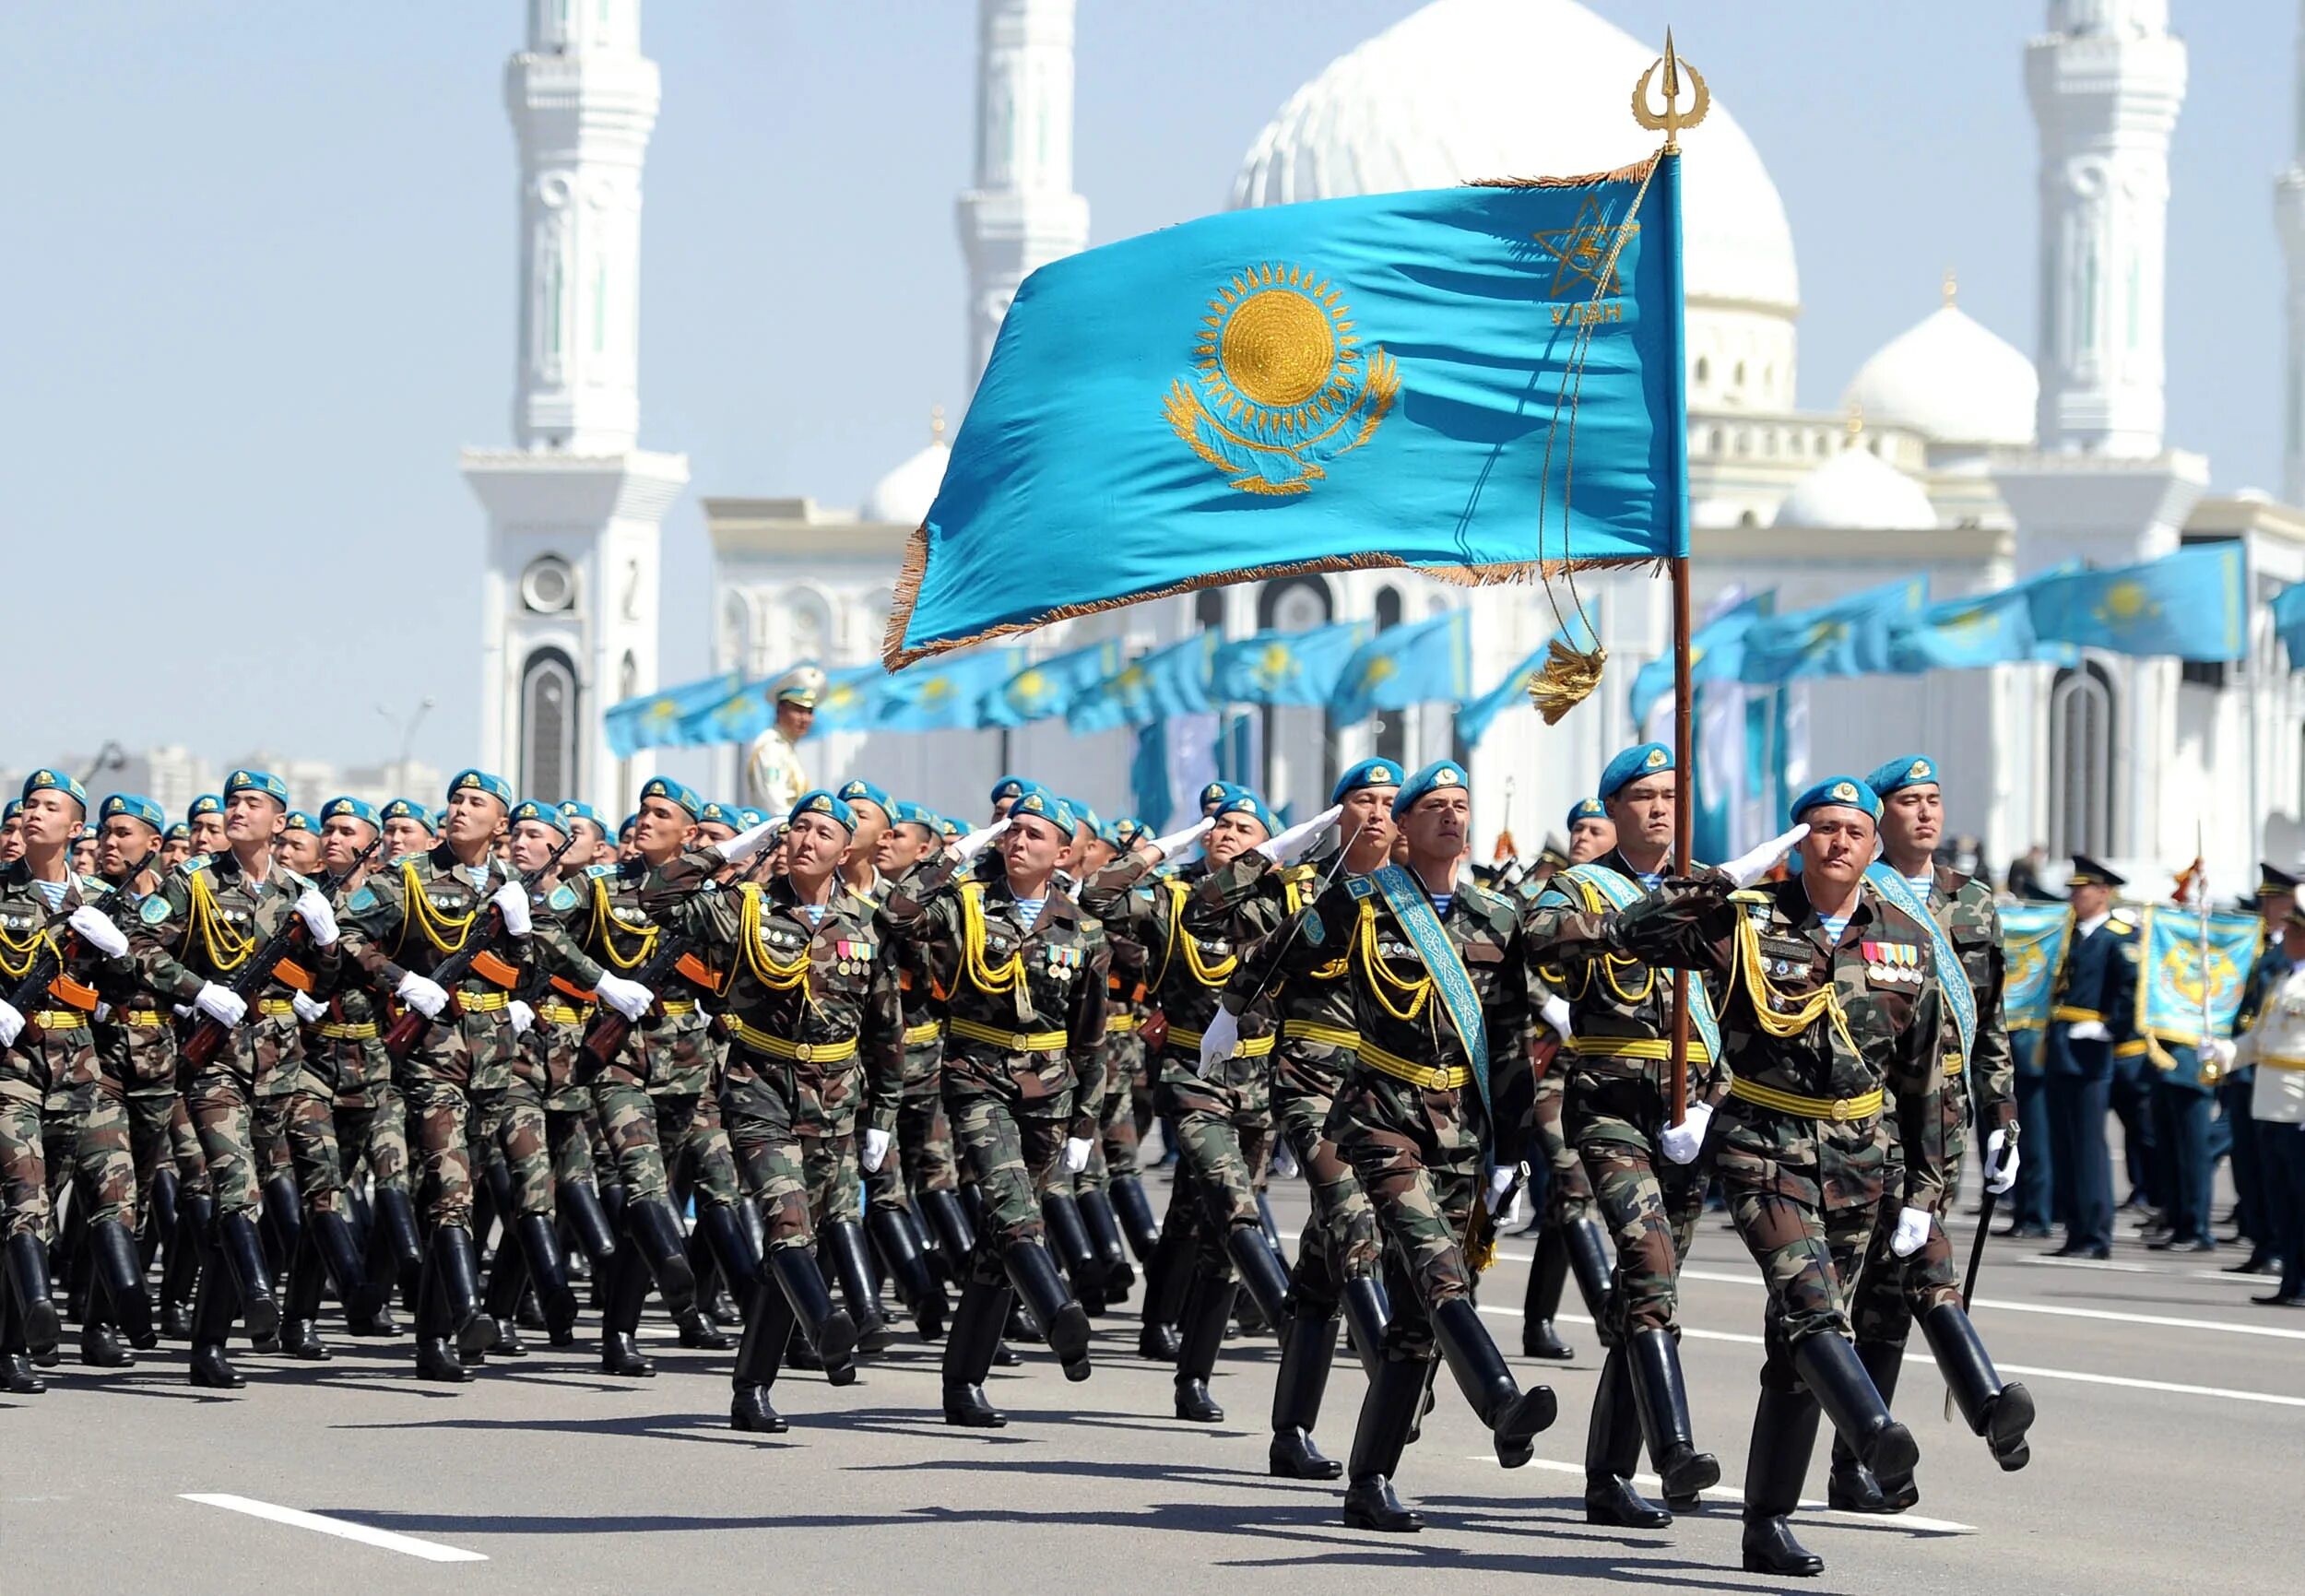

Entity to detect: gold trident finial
[1632,30,1709,151]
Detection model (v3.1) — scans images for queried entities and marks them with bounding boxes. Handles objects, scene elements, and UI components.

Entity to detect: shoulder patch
[585,863,616,880]
[1302,907,1327,947]
[547,881,581,913]
[1345,877,1377,901]
[346,884,379,914]
[139,894,171,926]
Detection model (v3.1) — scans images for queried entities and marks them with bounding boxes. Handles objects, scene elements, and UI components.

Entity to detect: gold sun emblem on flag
[1164,263,1399,497]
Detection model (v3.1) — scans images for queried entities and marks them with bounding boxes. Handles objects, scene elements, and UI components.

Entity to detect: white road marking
[181,1494,487,1563]
[1457,1457,1976,1533]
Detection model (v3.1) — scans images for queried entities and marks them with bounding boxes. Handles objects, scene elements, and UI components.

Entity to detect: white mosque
[474,0,2305,890]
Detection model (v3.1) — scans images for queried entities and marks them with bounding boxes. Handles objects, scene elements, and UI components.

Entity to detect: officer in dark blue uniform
[2224,867,2295,1272]
[2043,857,2138,1259]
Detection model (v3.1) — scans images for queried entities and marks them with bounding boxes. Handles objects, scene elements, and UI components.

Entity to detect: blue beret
[639,776,703,820]
[163,822,190,843]
[696,800,740,829]
[559,800,605,833]
[989,774,1028,804]
[379,798,429,826]
[1599,742,1673,802]
[1566,797,1608,827]
[1200,780,1247,813]
[937,814,965,841]
[1006,781,1070,833]
[187,794,222,821]
[1790,776,1882,824]
[618,812,639,836]
[789,789,856,832]
[1392,760,1470,819]
[836,778,892,819]
[224,769,290,806]
[893,800,940,834]
[1063,798,1101,834]
[2,798,20,822]
[1330,758,1404,805]
[100,794,166,831]
[1213,792,1277,835]
[1864,754,1939,798]
[447,768,514,808]
[282,810,318,834]
[737,808,766,831]
[321,796,378,828]
[1105,816,1152,849]
[510,798,569,835]
[22,768,89,810]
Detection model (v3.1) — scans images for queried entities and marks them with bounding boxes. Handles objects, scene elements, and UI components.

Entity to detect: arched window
[1256,575,1336,807]
[520,646,580,802]
[2048,661,2115,858]
[1195,587,1227,637]
[1373,585,1405,766]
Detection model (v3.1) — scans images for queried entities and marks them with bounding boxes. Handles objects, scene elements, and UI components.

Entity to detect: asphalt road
[5,1159,2298,1596]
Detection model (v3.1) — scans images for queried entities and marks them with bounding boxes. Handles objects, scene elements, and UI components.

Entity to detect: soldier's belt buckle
[1010,1033,1032,1050]
[792,1042,816,1063]
[1830,1096,1855,1122]
[1427,1066,1449,1090]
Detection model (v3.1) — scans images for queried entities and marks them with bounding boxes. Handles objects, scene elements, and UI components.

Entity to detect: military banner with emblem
[2133,906,2264,1058]
[1998,903,2072,1033]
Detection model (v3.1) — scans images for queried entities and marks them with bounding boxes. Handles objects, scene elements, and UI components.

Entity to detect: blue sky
[4,1,2293,771]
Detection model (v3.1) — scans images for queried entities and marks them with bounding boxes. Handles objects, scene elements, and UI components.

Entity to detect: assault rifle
[178,835,383,1070]
[380,831,578,1061]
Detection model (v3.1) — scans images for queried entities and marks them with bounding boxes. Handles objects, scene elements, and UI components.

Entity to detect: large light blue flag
[1330,610,1472,727]
[1628,590,1773,727]
[1070,634,1216,733]
[2274,579,2305,668]
[2135,906,2264,1054]
[886,156,1694,664]
[2027,543,2246,663]
[983,640,1124,728]
[1738,575,1929,686]
[604,672,741,758]
[1211,621,1369,707]
[1886,565,2078,673]
[1999,904,2073,1034]
[874,648,1026,733]
[1457,614,1601,747]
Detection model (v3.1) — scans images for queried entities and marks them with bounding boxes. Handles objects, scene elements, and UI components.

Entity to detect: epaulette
[77,873,110,894]
[283,869,315,892]
[388,852,422,869]
[177,856,211,876]
[2107,916,2138,938]
[1458,878,1508,913]
[1728,888,1771,904]
[1345,876,1378,901]
[584,863,617,880]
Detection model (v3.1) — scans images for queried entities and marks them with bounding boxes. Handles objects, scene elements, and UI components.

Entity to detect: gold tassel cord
[1529,632,1609,725]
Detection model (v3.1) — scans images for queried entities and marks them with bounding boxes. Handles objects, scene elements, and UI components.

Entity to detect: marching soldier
[2217,903,2305,1306]
[1835,756,2033,1512]
[186,793,226,860]
[1222,760,1553,1534]
[2044,857,2139,1261]
[0,798,22,866]
[880,783,1104,1426]
[744,665,823,818]
[1600,777,1943,1578]
[1524,744,1727,1528]
[127,769,344,1388]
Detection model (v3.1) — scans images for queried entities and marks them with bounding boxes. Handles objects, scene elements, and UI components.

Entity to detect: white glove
[395,971,449,1021]
[1539,993,1573,1041]
[1198,1005,1240,1076]
[952,818,1011,860]
[1150,816,1215,863]
[491,882,532,937]
[2065,1019,2110,1043]
[290,991,326,1025]
[1981,1129,2020,1195]
[594,973,654,1022]
[508,999,535,1037]
[1483,1164,1519,1214]
[862,1127,893,1172]
[1258,803,1343,865]
[0,1000,22,1048]
[1889,1205,1933,1259]
[293,888,339,947]
[1721,823,1809,890]
[1271,1140,1299,1181]
[66,904,128,959]
[93,1001,112,1023]
[195,982,247,1027]
[1061,1136,1093,1175]
[1661,1102,1712,1165]
[2203,1038,2238,1071]
[720,818,782,865]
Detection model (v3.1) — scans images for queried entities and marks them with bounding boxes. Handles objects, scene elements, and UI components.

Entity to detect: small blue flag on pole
[1210,622,1369,708]
[1737,576,1929,686]
[1070,634,1216,733]
[2274,578,2305,668]
[2027,543,2247,663]
[884,156,1692,667]
[1330,610,1472,727]
[605,672,741,758]
[873,648,1026,733]
[1887,565,2079,673]
[1458,613,1601,747]
[684,664,887,745]
[1628,590,1772,726]
[983,640,1125,728]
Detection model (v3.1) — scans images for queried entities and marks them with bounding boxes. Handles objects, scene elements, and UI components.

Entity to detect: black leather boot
[374,1186,424,1272]
[0,1281,41,1392]
[598,1250,655,1377]
[771,1243,859,1377]
[1520,1225,1575,1359]
[430,1227,493,1356]
[4,1232,62,1359]
[869,1205,946,1340]
[1342,1354,1428,1532]
[80,1311,133,1368]
[623,1197,697,1315]
[259,1175,304,1281]
[559,1179,619,1273]
[160,1192,212,1340]
[677,1302,734,1349]
[146,1168,180,1271]
[1109,1173,1162,1263]
[481,1234,529,1357]
[1173,1271,1235,1421]
[1041,1189,1105,1304]
[87,1219,156,1350]
[1270,1304,1343,1478]
[695,1201,762,1304]
[1432,1296,1555,1467]
[1741,1380,1825,1577]
[516,1212,580,1338]
[278,1228,332,1361]
[1584,1344,1671,1527]
[731,1277,796,1434]
[413,1248,471,1383]
[819,1220,893,1354]
[1078,1188,1134,1301]
[1794,1333,1918,1489]
[1339,1273,1391,1382]
[215,1212,279,1342]
[921,1188,979,1274]
[1830,1338,1914,1509]
[1136,1219,1191,1361]
[1564,1213,1614,1323]
[187,1240,245,1389]
[1625,1326,1720,1510]
[941,1278,1011,1426]
[1007,1238,1093,1381]
[311,1208,386,1323]
[1921,1302,2036,1472]
[1226,1224,1294,1328]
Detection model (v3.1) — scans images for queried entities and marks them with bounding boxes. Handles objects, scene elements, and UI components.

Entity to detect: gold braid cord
[1158,880,1236,988]
[735,884,814,1009]
[1729,912,1860,1061]
[188,872,255,974]
[961,882,1026,995]
[588,877,659,973]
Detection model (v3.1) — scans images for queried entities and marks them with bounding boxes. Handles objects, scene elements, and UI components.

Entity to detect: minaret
[2280,2,2305,503]
[2024,0,2188,456]
[464,0,688,814]
[955,0,1091,395]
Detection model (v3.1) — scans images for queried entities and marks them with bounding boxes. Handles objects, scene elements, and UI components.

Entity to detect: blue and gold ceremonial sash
[1553,862,1724,1064]
[1370,865,1488,1112]
[1864,864,1977,1070]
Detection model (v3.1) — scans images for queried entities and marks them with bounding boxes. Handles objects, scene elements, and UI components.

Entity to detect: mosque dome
[1774,430,1938,531]
[1229,0,1801,318]
[1842,278,2038,448]
[860,408,951,526]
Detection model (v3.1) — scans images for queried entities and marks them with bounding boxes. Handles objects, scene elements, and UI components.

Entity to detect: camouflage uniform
[89,937,180,1234]
[869,857,962,1209]
[1096,928,1152,1178]
[0,865,124,1240]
